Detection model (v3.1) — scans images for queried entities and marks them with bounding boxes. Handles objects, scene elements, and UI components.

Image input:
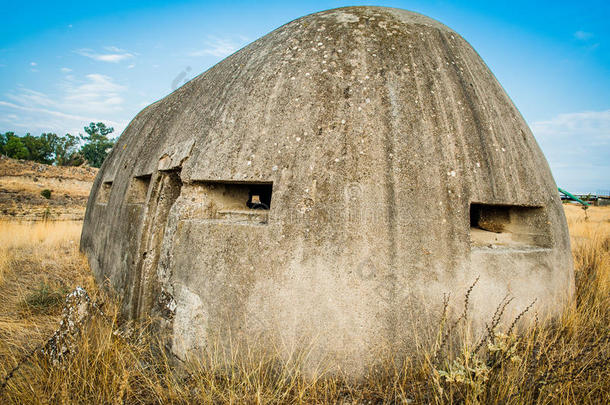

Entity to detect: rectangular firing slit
[127,174,152,204]
[469,203,550,249]
[185,180,273,224]
[97,181,113,204]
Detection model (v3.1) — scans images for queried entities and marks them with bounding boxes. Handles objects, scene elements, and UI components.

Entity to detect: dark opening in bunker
[97,181,113,204]
[469,203,550,249]
[246,183,273,210]
[470,204,510,233]
[127,174,152,204]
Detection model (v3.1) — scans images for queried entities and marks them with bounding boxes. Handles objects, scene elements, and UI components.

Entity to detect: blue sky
[0,0,608,193]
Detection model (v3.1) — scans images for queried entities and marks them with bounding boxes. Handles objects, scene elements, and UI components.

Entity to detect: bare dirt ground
[0,156,97,221]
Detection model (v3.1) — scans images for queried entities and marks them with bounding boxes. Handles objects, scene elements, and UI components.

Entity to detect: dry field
[0,205,608,404]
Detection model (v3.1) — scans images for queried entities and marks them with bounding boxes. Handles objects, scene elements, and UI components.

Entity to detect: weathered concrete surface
[81,6,574,377]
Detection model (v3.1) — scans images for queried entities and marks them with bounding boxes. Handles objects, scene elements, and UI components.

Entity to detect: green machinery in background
[558,187,591,209]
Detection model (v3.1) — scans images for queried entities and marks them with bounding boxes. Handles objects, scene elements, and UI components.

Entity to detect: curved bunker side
[80,6,574,376]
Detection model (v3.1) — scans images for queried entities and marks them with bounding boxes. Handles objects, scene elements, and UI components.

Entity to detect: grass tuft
[22,282,68,314]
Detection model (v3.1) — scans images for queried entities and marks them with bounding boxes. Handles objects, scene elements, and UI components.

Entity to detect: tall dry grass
[0,207,608,404]
[0,220,85,283]
[565,205,610,307]
[0,220,94,380]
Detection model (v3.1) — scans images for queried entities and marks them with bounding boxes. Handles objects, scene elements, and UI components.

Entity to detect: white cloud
[6,88,55,107]
[188,36,246,58]
[574,30,593,41]
[532,110,610,140]
[0,98,127,136]
[60,67,72,73]
[61,74,126,114]
[30,62,37,66]
[127,64,135,69]
[531,110,610,192]
[0,73,128,136]
[76,46,134,63]
[0,100,96,122]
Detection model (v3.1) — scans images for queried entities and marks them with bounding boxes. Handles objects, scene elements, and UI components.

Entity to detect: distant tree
[22,133,56,164]
[3,133,29,160]
[79,122,115,168]
[1,123,115,167]
[0,132,8,155]
[54,133,82,166]
[41,133,60,162]
[66,151,86,166]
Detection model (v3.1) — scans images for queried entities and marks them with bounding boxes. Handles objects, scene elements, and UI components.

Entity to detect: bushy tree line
[0,122,115,168]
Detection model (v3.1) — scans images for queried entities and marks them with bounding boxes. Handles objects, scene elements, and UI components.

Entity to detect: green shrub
[22,282,68,314]
[40,189,52,199]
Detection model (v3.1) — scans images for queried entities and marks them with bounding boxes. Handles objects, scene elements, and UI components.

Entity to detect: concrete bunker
[81,6,574,377]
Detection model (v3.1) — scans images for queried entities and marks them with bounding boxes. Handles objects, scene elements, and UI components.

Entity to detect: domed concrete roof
[81,6,573,376]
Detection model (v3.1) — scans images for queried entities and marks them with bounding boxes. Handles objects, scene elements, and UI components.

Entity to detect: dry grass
[0,220,86,284]
[0,221,94,369]
[0,207,608,404]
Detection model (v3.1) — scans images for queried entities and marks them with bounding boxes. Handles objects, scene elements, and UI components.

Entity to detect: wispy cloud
[6,88,55,107]
[188,36,247,58]
[574,30,594,41]
[76,46,134,63]
[573,30,599,51]
[531,110,610,192]
[0,73,128,136]
[532,110,610,140]
[30,62,37,66]
[60,67,72,73]
[0,100,96,122]
[62,73,126,113]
